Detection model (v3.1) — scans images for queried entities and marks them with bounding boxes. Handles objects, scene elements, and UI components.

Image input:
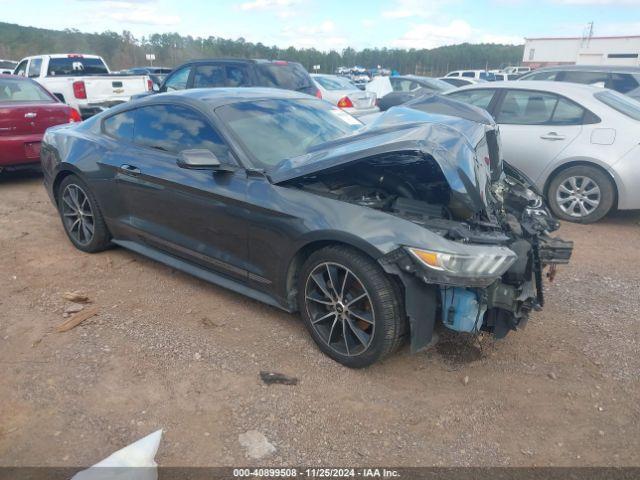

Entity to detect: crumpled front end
[379,152,573,351]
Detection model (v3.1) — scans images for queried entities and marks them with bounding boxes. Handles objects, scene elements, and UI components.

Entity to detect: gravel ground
[1,171,639,467]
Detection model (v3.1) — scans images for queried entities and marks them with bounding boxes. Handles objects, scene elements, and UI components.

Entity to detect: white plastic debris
[72,429,162,480]
[365,76,392,99]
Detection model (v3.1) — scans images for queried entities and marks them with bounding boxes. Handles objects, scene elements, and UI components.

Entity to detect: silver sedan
[312,74,379,117]
[445,81,640,223]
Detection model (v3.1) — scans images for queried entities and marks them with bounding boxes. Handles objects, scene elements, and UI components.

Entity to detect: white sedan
[445,81,640,223]
[312,74,379,117]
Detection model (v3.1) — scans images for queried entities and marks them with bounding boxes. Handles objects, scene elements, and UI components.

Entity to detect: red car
[0,74,81,170]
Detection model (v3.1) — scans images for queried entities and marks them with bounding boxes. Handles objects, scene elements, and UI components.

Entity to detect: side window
[607,73,639,94]
[527,71,558,81]
[497,90,558,125]
[28,58,42,78]
[446,78,465,87]
[193,64,226,88]
[462,71,475,78]
[393,79,415,92]
[163,66,191,92]
[561,71,608,87]
[133,105,230,161]
[225,65,250,87]
[103,110,135,141]
[448,89,496,110]
[550,98,585,125]
[14,60,28,76]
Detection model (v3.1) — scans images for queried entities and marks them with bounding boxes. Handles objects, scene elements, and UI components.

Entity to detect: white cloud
[392,20,523,48]
[382,0,451,19]
[240,0,295,8]
[278,20,348,49]
[553,0,640,4]
[239,0,303,18]
[81,1,181,26]
[392,20,472,48]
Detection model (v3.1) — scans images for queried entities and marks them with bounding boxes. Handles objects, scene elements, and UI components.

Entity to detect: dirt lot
[1,171,639,468]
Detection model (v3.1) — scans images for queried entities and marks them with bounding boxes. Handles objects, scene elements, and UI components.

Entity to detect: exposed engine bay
[290,151,573,348]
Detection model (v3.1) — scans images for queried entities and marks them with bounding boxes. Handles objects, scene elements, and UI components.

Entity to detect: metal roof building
[523,35,640,68]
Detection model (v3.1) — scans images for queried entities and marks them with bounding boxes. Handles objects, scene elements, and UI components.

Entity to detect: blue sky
[2,0,639,50]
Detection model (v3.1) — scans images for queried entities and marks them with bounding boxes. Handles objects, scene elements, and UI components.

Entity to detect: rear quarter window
[255,63,312,91]
[447,89,496,110]
[103,110,135,141]
[595,90,640,121]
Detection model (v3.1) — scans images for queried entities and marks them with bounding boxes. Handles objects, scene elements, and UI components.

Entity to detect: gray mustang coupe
[41,88,572,367]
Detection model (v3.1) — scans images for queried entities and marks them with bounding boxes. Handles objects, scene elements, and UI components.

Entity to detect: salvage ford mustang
[41,88,573,368]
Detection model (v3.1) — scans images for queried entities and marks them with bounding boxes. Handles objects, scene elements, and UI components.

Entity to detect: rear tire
[547,165,614,223]
[297,245,406,368]
[57,174,111,253]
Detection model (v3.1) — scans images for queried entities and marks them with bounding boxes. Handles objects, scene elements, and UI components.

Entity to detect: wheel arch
[543,159,619,208]
[283,234,383,312]
[52,165,84,205]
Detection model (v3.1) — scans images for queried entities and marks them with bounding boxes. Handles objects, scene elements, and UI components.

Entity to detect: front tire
[547,165,615,223]
[57,174,111,253]
[298,246,405,368]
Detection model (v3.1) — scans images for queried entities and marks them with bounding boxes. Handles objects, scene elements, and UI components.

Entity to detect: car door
[113,103,250,281]
[494,89,584,183]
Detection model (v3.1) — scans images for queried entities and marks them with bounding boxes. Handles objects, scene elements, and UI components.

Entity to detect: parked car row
[7,49,640,368]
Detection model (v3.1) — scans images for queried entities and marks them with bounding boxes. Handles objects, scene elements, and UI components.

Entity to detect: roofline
[525,35,640,41]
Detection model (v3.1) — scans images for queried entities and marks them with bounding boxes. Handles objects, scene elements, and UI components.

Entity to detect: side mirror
[177,149,234,172]
[152,83,160,92]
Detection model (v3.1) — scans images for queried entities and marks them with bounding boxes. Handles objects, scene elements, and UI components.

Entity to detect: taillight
[73,81,87,99]
[337,96,353,108]
[68,108,82,123]
[147,78,153,91]
[315,89,322,99]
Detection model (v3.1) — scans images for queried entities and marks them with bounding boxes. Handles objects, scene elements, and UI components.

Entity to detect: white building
[523,35,640,68]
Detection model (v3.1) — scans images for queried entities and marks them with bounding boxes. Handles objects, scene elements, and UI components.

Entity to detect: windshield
[314,76,357,91]
[216,98,362,169]
[0,78,53,102]
[256,63,313,91]
[47,57,109,76]
[595,90,640,121]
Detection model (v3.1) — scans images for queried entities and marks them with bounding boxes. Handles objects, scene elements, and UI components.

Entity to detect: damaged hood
[269,105,498,215]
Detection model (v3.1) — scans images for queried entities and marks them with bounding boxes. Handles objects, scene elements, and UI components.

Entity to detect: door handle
[119,164,141,175]
[24,112,37,119]
[540,132,566,140]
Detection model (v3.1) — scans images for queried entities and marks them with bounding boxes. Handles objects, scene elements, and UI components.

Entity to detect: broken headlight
[406,244,517,287]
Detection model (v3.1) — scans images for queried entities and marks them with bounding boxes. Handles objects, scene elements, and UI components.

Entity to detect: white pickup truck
[13,54,152,118]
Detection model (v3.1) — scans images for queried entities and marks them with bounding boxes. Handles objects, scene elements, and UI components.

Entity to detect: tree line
[0,22,524,76]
